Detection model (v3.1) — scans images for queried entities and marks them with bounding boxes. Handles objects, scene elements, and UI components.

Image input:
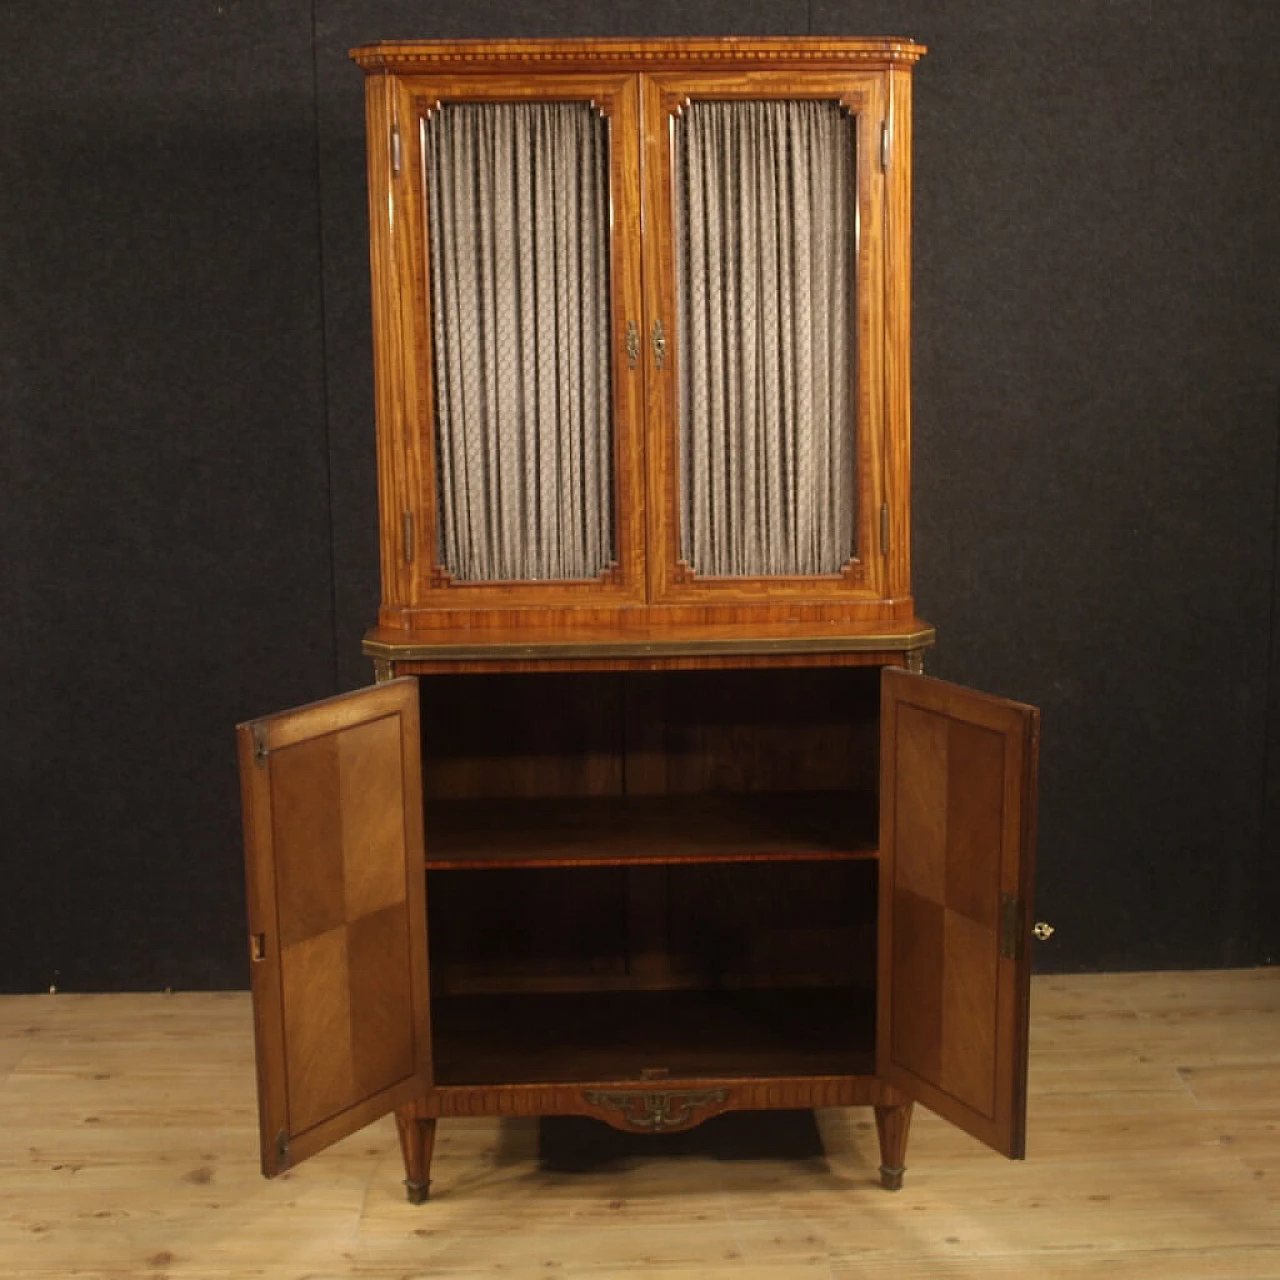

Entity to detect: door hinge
[390,121,402,177]
[880,118,891,172]
[402,511,415,564]
[251,722,270,768]
[276,1129,291,1170]
[880,503,890,555]
[999,893,1025,962]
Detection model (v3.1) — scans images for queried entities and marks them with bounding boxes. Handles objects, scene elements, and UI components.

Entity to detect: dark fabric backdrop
[2,1,1277,990]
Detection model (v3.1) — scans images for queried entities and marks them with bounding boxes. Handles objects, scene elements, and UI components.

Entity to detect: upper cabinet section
[352,40,926,634]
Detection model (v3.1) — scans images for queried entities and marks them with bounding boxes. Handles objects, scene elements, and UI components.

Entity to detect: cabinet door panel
[642,71,890,606]
[237,679,431,1176]
[877,667,1039,1158]
[372,72,646,612]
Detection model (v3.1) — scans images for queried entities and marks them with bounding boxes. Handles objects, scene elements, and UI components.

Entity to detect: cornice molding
[351,38,927,74]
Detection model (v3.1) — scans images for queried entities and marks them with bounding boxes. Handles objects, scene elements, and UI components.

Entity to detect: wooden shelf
[430,987,876,1086]
[422,791,877,869]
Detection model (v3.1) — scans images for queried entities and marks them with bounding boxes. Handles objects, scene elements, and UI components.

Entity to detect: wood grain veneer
[237,680,433,1175]
[876,667,1039,1159]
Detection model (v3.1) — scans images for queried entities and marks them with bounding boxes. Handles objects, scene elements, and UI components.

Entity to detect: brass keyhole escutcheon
[651,318,667,369]
[1032,922,1055,941]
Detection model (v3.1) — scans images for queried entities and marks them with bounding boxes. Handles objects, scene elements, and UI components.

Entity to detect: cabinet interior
[419,667,881,1086]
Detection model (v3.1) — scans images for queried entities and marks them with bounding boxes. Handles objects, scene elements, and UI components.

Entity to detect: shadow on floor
[534,1109,828,1172]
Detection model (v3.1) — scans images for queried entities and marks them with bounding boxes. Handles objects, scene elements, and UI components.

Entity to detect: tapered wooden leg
[873,1102,913,1191]
[395,1102,436,1204]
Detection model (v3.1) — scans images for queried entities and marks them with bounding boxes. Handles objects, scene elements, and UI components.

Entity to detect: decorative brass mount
[583,1087,729,1131]
[651,318,667,369]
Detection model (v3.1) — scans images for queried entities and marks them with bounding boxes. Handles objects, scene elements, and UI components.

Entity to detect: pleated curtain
[425,102,614,582]
[674,100,858,577]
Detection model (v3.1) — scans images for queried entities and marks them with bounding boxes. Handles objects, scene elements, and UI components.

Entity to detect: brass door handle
[1032,922,1055,941]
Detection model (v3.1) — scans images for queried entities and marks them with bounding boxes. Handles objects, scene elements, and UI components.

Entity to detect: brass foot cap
[879,1165,905,1191]
[404,1178,431,1204]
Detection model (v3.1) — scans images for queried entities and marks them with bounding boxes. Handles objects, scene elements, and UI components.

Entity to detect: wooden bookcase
[236,38,1040,1202]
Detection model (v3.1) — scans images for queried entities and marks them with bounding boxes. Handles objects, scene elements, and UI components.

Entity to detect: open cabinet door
[877,667,1039,1158]
[236,678,431,1176]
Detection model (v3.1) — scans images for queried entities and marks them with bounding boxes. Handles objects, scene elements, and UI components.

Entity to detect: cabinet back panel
[420,672,624,798]
[427,861,877,997]
[430,987,876,1086]
[624,668,879,794]
[419,667,879,800]
[422,669,882,1000]
[428,867,629,995]
[665,861,877,989]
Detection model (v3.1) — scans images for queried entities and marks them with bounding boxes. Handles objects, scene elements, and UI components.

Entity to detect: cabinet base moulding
[395,1082,914,1198]
[426,1075,911,1121]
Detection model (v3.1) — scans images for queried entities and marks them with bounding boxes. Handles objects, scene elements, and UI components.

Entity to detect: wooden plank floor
[0,970,1276,1278]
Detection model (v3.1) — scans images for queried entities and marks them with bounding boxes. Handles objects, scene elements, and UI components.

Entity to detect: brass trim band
[363,624,936,664]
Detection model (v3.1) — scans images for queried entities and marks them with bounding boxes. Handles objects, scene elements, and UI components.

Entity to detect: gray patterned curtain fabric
[425,102,614,582]
[675,100,858,577]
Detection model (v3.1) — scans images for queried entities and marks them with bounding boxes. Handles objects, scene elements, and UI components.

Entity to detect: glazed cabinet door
[366,70,647,622]
[877,667,1039,1158]
[642,69,904,611]
[237,679,431,1175]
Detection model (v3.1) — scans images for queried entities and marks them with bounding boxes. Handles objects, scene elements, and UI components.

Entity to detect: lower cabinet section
[238,662,1038,1200]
